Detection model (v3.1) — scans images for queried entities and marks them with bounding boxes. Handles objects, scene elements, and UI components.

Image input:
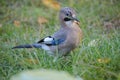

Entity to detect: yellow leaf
[14,20,20,27]
[37,17,48,24]
[42,0,60,10]
[98,58,110,63]
[25,58,39,64]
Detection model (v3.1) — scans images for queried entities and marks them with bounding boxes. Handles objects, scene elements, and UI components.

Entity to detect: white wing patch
[44,37,54,44]
[44,37,53,42]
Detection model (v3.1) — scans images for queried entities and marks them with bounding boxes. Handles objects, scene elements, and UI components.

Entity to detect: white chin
[65,21,73,27]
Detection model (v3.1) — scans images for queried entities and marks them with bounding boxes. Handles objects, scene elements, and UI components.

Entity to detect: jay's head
[59,7,79,26]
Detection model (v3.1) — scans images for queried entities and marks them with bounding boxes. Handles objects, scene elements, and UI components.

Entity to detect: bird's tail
[12,43,42,49]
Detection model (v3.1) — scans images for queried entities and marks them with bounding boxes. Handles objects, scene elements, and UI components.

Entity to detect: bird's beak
[68,16,79,22]
[69,16,80,25]
[72,17,80,22]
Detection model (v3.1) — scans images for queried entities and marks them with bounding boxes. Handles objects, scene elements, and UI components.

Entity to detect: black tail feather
[12,44,42,49]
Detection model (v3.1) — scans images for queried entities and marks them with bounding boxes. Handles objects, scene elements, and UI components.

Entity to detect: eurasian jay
[12,7,83,57]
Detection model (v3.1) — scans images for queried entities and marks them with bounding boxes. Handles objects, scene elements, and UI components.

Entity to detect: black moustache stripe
[64,18,71,21]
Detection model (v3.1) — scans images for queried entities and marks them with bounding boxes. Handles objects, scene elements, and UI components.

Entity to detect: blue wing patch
[51,38,65,45]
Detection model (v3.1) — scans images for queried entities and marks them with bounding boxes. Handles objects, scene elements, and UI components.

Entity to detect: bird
[12,7,83,57]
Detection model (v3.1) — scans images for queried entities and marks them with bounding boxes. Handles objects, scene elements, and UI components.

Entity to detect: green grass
[0,0,120,80]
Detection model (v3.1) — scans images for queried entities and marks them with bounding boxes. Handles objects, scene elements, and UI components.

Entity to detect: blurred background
[0,0,120,80]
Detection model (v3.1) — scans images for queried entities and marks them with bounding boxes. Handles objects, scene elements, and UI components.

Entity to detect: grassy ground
[0,0,120,80]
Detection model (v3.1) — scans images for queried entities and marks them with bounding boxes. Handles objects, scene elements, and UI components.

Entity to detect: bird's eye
[66,13,69,16]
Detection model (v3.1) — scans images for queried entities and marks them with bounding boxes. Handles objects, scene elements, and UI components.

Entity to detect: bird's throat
[65,21,73,27]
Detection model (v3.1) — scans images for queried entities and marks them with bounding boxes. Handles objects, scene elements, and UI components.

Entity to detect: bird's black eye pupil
[66,13,69,16]
[64,17,71,21]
